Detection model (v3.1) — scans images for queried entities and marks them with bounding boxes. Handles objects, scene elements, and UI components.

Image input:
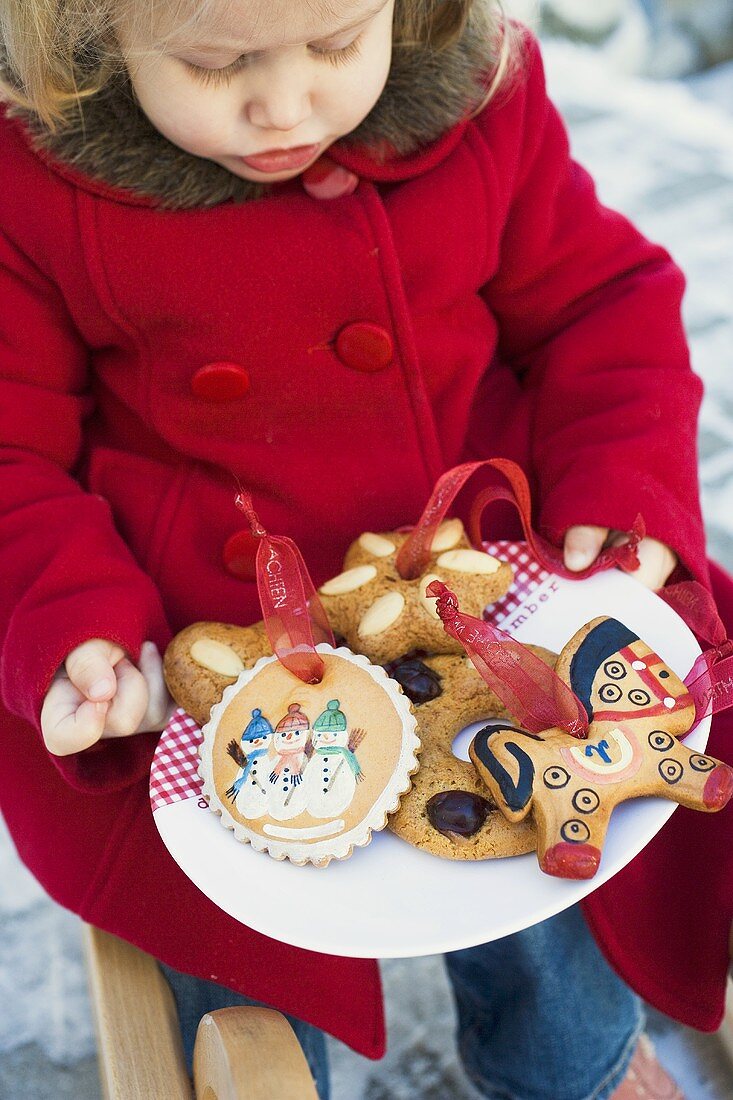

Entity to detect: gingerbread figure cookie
[469,616,733,879]
[317,520,513,665]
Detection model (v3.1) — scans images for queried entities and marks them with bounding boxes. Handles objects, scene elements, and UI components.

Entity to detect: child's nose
[246,69,312,134]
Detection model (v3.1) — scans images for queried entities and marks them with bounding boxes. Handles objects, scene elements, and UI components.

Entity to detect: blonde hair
[0,0,522,133]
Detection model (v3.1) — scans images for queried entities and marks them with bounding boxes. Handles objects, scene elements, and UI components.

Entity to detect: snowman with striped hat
[225,708,274,820]
[304,699,366,819]
[267,703,312,820]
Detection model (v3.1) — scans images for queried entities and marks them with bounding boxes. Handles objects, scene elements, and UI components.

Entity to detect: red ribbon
[655,581,733,725]
[683,640,733,727]
[427,580,589,739]
[657,582,733,724]
[410,461,733,735]
[235,493,334,684]
[395,459,644,580]
[428,580,733,739]
[659,581,727,646]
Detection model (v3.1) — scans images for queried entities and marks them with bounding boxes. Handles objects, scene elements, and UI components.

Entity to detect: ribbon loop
[428,580,588,738]
[659,581,728,647]
[234,493,334,684]
[395,458,644,581]
[684,640,733,726]
[654,582,733,726]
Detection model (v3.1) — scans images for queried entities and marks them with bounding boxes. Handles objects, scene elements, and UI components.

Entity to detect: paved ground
[2,41,733,1100]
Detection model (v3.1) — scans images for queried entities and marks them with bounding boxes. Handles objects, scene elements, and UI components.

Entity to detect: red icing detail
[191,362,251,401]
[703,764,733,810]
[541,842,601,879]
[276,702,310,733]
[593,702,688,723]
[335,322,393,373]
[301,157,359,200]
[222,530,259,580]
[617,643,695,718]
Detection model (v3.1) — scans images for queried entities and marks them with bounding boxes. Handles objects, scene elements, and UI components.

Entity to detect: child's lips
[240,144,321,173]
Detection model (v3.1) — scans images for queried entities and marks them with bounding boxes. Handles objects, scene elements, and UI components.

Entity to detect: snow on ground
[2,36,733,1100]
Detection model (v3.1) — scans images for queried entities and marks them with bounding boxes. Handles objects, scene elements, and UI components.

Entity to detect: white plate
[151,545,709,958]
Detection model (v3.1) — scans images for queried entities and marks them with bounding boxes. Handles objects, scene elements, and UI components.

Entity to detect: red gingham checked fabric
[483,540,553,625]
[150,708,203,812]
[150,542,553,811]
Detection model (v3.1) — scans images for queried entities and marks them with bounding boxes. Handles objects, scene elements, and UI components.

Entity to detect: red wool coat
[0,30,731,1055]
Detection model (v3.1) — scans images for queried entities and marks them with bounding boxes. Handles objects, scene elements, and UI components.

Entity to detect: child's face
[115,0,395,183]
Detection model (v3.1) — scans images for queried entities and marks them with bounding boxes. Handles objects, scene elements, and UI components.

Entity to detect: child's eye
[182,56,251,87]
[309,35,363,67]
[182,33,363,87]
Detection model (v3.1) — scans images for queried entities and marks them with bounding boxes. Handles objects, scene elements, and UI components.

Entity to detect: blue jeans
[158,904,642,1100]
[444,905,644,1100]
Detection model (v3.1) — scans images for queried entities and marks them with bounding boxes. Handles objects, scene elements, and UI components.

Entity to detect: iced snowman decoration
[267,703,312,821]
[198,646,418,866]
[178,491,420,867]
[225,708,274,820]
[304,700,365,818]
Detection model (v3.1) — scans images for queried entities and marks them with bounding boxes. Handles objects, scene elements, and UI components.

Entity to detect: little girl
[0,1,730,1097]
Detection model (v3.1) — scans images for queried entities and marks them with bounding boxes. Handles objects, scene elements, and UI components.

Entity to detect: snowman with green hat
[303,699,365,819]
[225,708,274,819]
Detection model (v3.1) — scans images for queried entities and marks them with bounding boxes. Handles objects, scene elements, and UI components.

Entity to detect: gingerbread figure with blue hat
[425,579,733,879]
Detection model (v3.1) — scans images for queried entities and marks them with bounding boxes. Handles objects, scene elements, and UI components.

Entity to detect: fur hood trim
[2,7,501,209]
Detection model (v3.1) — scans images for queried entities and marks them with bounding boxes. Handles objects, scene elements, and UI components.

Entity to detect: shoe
[609,1033,685,1099]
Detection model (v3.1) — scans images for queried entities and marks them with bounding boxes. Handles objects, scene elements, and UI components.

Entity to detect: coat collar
[2,6,495,209]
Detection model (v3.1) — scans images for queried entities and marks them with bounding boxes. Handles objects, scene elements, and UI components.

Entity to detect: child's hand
[563,525,678,590]
[40,639,173,757]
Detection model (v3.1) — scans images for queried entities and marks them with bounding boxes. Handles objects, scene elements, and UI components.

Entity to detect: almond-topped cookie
[317,520,513,665]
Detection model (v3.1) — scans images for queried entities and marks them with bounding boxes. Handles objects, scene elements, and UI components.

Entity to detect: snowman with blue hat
[304,699,365,819]
[225,708,274,819]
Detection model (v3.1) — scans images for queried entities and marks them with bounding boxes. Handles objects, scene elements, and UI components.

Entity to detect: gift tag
[199,643,420,866]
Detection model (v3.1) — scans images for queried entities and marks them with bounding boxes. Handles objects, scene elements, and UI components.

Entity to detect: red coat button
[191,362,250,401]
[223,530,259,580]
[335,322,393,373]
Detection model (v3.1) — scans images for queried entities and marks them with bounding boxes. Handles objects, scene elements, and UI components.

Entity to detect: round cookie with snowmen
[196,642,419,867]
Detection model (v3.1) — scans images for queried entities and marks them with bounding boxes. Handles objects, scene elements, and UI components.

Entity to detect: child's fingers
[100,644,174,737]
[563,525,609,571]
[64,639,127,702]
[608,533,678,590]
[137,641,175,731]
[40,674,109,756]
[44,641,174,754]
[101,657,151,738]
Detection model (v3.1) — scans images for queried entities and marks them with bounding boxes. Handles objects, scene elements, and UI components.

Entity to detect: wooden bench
[83,925,319,1099]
